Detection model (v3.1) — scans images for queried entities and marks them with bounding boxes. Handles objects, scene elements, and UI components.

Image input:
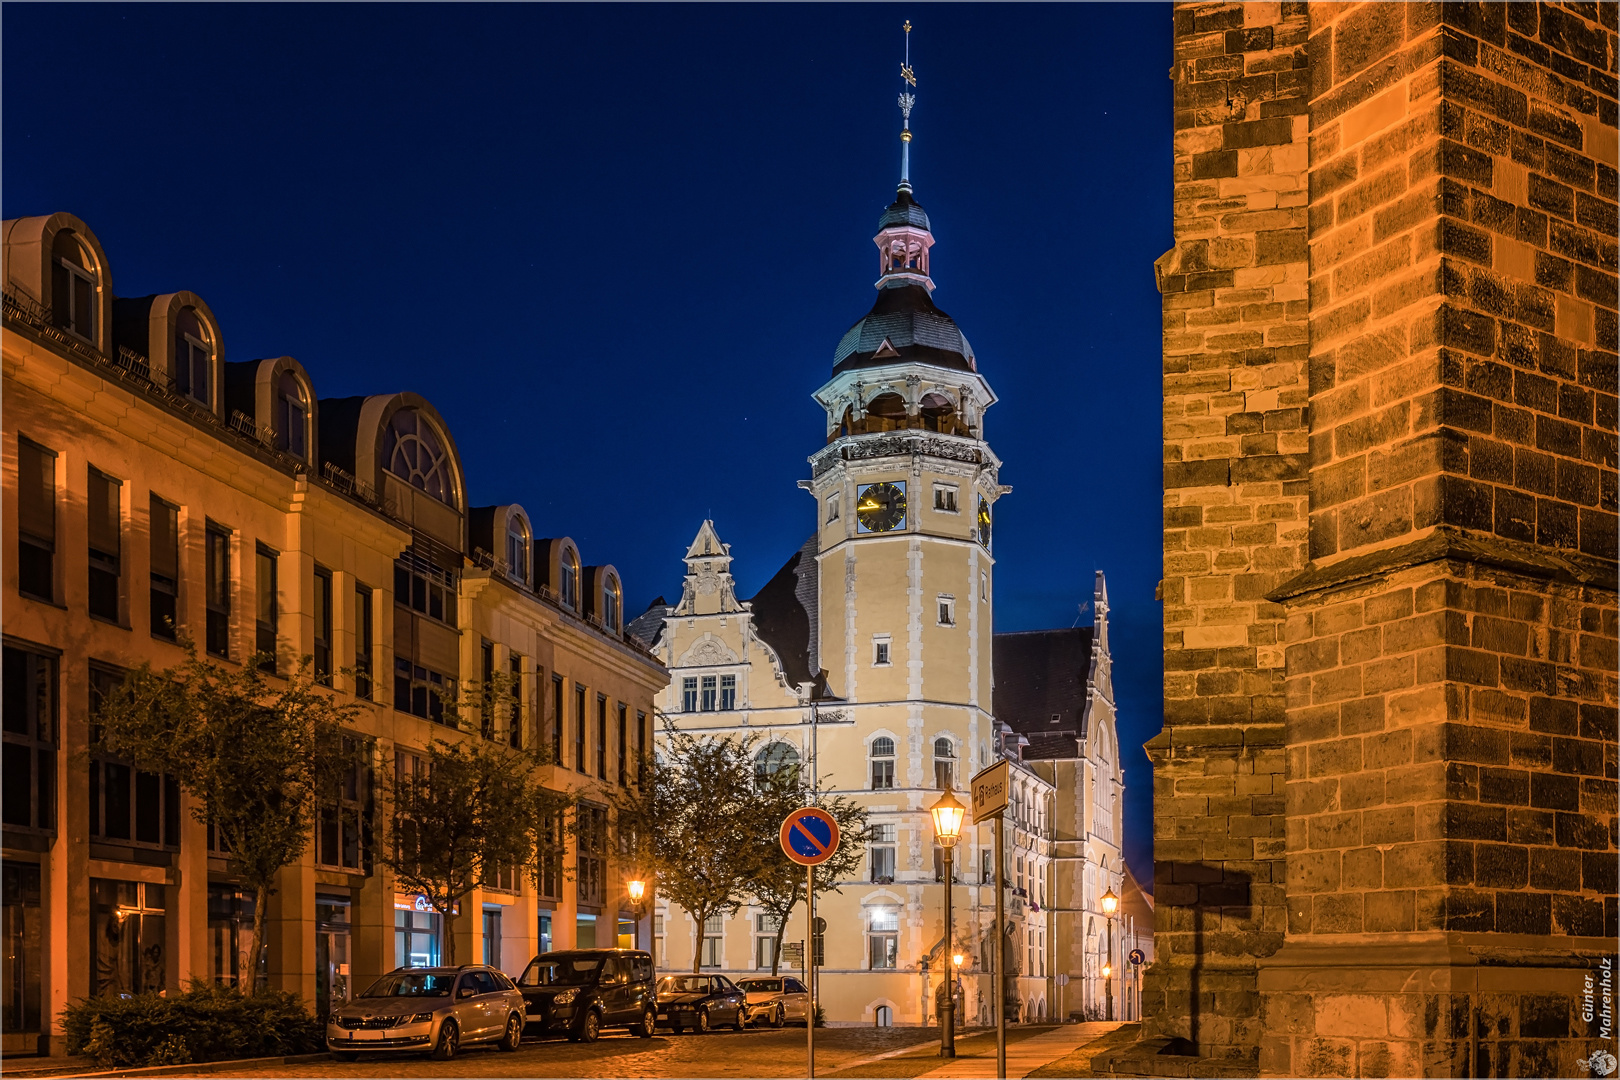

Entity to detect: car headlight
[553,988,578,1006]
[410,1013,434,1024]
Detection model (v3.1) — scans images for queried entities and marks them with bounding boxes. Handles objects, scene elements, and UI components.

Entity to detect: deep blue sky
[4,3,1172,883]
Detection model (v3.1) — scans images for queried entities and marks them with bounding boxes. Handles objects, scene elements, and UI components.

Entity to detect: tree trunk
[250,881,270,993]
[442,902,457,966]
[769,906,793,977]
[690,905,707,973]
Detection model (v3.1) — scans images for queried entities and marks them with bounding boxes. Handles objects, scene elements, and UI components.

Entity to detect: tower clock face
[856,482,907,533]
[977,496,992,547]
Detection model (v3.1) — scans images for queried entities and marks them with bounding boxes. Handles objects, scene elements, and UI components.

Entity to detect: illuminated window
[867,907,898,969]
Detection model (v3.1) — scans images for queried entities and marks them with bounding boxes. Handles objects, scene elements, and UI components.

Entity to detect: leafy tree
[87,645,360,988]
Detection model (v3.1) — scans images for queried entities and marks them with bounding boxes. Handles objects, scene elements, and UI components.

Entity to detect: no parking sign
[780,806,840,866]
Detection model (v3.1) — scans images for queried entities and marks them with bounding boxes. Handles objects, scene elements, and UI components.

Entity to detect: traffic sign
[780,806,841,866]
[782,941,804,966]
[1129,948,1145,966]
[970,759,1009,823]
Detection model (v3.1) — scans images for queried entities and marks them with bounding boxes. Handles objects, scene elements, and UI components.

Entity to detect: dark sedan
[655,973,746,1034]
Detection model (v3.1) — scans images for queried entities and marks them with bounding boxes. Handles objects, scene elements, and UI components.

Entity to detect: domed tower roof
[878,188,931,232]
[833,281,974,375]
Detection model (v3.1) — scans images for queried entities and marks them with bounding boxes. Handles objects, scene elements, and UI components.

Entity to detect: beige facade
[1,212,666,1055]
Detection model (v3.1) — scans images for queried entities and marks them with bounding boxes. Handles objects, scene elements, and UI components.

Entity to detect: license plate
[350,1029,385,1041]
[656,1013,667,1020]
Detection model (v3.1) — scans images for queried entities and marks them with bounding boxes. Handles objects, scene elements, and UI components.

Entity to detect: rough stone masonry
[1128,3,1617,1078]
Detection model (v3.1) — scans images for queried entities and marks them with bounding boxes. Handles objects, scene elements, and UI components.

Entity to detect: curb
[4,1052,331,1079]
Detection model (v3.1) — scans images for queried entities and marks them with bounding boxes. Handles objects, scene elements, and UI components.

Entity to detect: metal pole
[941,846,955,1057]
[807,862,815,1079]
[1106,915,1114,1022]
[994,814,1005,1080]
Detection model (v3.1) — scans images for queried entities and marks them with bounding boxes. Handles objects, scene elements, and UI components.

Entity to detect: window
[937,595,955,627]
[174,307,212,407]
[981,849,993,885]
[149,495,179,640]
[395,907,441,969]
[536,813,563,899]
[89,667,179,851]
[574,685,587,773]
[205,524,231,658]
[510,655,524,749]
[91,880,166,997]
[318,735,367,872]
[701,913,724,968]
[393,660,449,723]
[276,370,309,459]
[617,704,628,786]
[934,737,955,790]
[934,844,958,883]
[720,675,736,711]
[2,645,57,835]
[506,516,530,584]
[51,231,97,340]
[933,484,958,512]
[483,909,502,967]
[16,438,56,602]
[873,636,891,666]
[869,823,896,883]
[394,551,457,628]
[383,408,454,504]
[826,492,840,523]
[313,568,333,684]
[354,584,374,699]
[867,907,898,969]
[870,737,895,790]
[700,675,717,712]
[652,913,663,968]
[480,641,497,739]
[813,917,825,966]
[577,804,607,906]
[755,742,800,781]
[602,574,621,632]
[255,545,278,671]
[596,696,608,781]
[207,885,256,988]
[682,677,698,713]
[636,711,648,787]
[560,548,579,610]
[539,913,554,955]
[980,571,989,602]
[551,676,565,764]
[755,914,780,969]
[87,469,121,622]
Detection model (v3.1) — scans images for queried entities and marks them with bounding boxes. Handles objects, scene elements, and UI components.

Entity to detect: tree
[88,645,359,988]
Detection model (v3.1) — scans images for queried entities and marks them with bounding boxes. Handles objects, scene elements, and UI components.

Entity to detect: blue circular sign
[780,807,840,866]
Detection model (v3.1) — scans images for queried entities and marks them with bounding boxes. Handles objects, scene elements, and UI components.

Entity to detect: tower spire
[898,20,916,194]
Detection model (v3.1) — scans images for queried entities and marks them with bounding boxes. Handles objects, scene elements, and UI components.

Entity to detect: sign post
[782,806,841,1080]
[970,760,1009,1080]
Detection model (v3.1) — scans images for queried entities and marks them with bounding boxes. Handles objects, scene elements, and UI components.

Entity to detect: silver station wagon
[326,965,526,1061]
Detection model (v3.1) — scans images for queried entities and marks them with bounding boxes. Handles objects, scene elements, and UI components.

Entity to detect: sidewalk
[919,1022,1124,1079]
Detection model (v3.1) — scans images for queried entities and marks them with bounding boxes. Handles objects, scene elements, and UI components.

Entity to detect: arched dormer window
[869,736,895,790]
[174,306,213,407]
[559,546,579,610]
[755,742,800,782]
[384,407,454,504]
[276,369,310,460]
[602,573,621,632]
[506,515,530,586]
[50,230,97,341]
[933,737,955,790]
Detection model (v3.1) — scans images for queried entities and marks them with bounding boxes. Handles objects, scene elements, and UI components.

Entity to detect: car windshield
[361,972,454,998]
[520,958,603,987]
[737,979,781,993]
[659,976,711,994]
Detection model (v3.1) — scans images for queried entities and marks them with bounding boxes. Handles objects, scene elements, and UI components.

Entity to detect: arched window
[174,307,213,407]
[384,408,453,504]
[51,231,96,340]
[560,547,579,610]
[506,516,530,584]
[933,737,955,790]
[602,574,621,632]
[919,392,956,434]
[755,742,800,781]
[869,737,895,790]
[276,370,310,459]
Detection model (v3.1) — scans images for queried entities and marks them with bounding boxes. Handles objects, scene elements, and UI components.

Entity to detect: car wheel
[498,1013,522,1052]
[631,1005,657,1038]
[431,1020,458,1061]
[731,1005,745,1032]
[577,1008,602,1043]
[695,1007,711,1034]
[772,1004,785,1028]
[333,1051,359,1062]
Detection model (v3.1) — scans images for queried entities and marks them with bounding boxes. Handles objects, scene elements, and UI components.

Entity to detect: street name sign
[780,806,840,866]
[970,759,1010,823]
[782,941,804,966]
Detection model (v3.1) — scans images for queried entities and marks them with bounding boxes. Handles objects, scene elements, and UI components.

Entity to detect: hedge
[60,983,324,1068]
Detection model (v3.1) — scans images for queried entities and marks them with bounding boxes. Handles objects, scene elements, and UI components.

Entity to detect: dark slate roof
[747,535,819,690]
[992,628,1095,750]
[1021,733,1083,760]
[833,283,975,376]
[316,395,367,477]
[626,597,668,649]
[878,188,931,231]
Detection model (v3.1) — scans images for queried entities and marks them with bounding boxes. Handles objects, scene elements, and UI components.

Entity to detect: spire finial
[898,20,916,193]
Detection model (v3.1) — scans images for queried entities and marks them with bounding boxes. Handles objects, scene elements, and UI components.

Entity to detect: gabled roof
[992,627,1095,751]
[747,535,819,690]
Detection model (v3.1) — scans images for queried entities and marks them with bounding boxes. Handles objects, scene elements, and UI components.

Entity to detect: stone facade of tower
[1121,3,1618,1078]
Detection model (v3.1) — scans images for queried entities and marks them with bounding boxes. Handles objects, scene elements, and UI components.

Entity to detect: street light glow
[930,788,966,848]
[1101,887,1119,916]
[1102,964,1112,978]
[628,879,646,904]
[953,952,964,968]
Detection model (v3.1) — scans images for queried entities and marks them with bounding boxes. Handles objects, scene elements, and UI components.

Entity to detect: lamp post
[930,789,965,1058]
[627,879,647,950]
[1100,887,1119,1022]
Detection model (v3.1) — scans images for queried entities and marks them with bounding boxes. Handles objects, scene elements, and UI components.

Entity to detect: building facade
[1,212,666,1055]
[1115,3,1618,1077]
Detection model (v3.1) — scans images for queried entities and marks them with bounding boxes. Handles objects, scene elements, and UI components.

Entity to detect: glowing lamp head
[1102,964,1112,979]
[930,788,966,847]
[952,952,964,968]
[627,879,646,904]
[1101,888,1119,916]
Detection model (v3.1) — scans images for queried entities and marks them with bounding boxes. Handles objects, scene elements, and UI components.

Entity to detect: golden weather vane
[901,20,916,87]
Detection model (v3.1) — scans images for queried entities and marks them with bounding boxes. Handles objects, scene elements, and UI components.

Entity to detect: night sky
[4,4,1173,884]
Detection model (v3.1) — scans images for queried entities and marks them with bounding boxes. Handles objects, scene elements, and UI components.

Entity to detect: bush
[60,983,323,1068]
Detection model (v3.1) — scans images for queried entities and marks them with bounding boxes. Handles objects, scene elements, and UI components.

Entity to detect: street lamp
[930,788,965,1059]
[1100,887,1119,1022]
[627,879,647,950]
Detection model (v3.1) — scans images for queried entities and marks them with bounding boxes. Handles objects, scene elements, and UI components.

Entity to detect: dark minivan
[516,949,657,1042]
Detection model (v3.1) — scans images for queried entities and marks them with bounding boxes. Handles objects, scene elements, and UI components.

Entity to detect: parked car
[516,949,657,1042]
[655,973,747,1033]
[734,975,810,1027]
[326,965,525,1062]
